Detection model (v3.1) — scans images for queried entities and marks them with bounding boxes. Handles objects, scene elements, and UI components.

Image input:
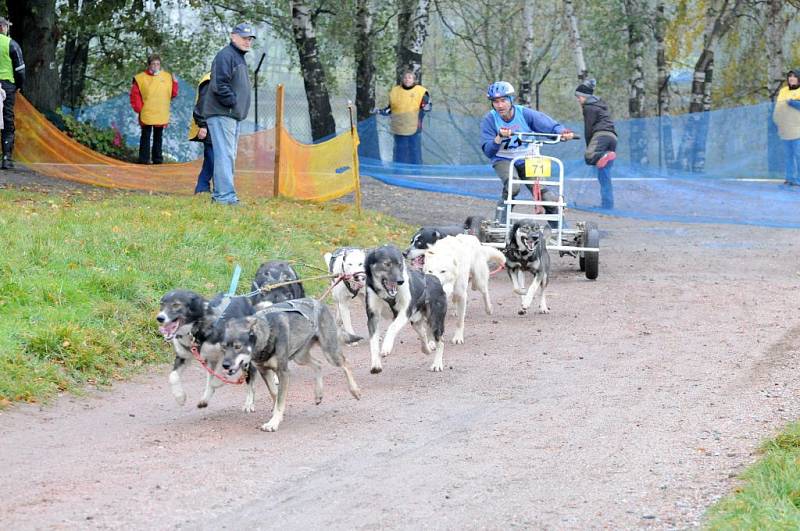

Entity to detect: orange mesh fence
[275,123,359,202]
[15,94,359,202]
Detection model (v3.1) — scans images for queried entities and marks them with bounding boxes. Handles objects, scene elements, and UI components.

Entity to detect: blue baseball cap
[232,23,256,39]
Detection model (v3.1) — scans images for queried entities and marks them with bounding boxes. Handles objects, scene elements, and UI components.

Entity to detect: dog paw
[196,400,208,408]
[539,307,550,314]
[370,365,383,374]
[350,387,362,400]
[260,421,280,432]
[451,334,464,345]
[485,306,494,315]
[173,392,187,406]
[429,362,443,372]
[315,395,323,406]
[242,402,255,413]
[514,288,526,295]
[380,349,391,358]
[518,307,528,315]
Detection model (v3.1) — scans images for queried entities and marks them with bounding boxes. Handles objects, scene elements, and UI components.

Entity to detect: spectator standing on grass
[0,16,25,170]
[575,79,617,209]
[130,54,178,165]
[772,68,800,187]
[480,81,573,225]
[188,73,213,194]
[379,70,431,165]
[201,23,255,205]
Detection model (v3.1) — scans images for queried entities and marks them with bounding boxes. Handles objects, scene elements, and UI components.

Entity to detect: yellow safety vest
[773,85,800,140]
[388,84,427,136]
[134,70,174,125]
[188,73,212,141]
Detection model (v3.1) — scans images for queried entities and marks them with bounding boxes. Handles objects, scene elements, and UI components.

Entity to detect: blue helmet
[487,81,515,101]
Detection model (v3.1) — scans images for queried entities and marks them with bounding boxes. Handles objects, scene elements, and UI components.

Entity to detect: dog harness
[257,299,316,322]
[328,247,363,298]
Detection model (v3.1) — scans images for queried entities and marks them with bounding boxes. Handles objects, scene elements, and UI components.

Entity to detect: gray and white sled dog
[250,260,305,308]
[503,220,552,315]
[156,290,275,411]
[323,247,367,341]
[364,244,448,373]
[220,298,362,432]
[423,234,506,344]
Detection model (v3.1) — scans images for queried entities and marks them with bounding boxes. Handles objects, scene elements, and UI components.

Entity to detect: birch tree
[623,0,648,165]
[679,0,745,172]
[396,0,430,82]
[291,0,336,141]
[654,0,675,169]
[563,0,588,81]
[517,1,535,106]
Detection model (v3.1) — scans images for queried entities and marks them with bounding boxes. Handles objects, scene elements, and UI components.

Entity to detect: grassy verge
[0,190,411,406]
[706,422,800,528]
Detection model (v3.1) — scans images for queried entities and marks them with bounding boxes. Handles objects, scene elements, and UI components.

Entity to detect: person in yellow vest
[379,70,431,165]
[187,73,213,194]
[0,16,25,170]
[773,68,800,186]
[129,54,178,164]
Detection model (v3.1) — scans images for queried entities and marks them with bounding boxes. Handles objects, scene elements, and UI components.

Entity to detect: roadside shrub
[57,110,139,162]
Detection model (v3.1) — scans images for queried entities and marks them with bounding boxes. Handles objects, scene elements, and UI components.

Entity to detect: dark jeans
[393,132,422,165]
[1,80,16,158]
[194,143,214,193]
[139,125,164,164]
[585,131,617,209]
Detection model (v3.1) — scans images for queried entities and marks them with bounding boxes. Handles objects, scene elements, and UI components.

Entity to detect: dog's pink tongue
[159,321,178,337]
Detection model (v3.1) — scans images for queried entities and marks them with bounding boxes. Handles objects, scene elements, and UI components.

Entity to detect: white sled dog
[423,234,506,344]
[323,247,367,341]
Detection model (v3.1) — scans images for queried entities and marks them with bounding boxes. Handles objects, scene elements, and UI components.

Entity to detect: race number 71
[525,156,551,178]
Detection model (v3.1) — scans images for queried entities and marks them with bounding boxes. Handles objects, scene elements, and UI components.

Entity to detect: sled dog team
[156,218,552,432]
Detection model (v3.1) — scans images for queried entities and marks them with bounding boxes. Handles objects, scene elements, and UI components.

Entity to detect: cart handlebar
[512,132,581,143]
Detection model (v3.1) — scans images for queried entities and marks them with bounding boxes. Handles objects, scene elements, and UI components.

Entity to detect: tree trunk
[655,0,675,169]
[517,1,535,106]
[60,33,92,111]
[396,0,430,82]
[290,0,336,141]
[563,0,588,81]
[355,0,380,159]
[624,0,647,165]
[7,0,60,114]
[766,0,792,176]
[679,0,743,172]
[766,0,790,100]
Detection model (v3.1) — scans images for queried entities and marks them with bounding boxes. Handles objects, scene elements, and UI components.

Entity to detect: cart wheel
[584,222,599,280]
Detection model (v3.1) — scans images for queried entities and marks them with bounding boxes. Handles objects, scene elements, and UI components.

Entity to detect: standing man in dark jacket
[575,79,617,209]
[188,73,213,194]
[0,17,25,170]
[201,23,255,205]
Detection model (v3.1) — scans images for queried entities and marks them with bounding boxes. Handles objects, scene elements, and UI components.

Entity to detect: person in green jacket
[0,16,25,170]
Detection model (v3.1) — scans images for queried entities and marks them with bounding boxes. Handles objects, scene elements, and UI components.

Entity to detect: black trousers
[1,80,16,158]
[139,125,164,164]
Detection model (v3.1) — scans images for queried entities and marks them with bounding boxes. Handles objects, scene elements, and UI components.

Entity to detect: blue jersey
[480,105,565,163]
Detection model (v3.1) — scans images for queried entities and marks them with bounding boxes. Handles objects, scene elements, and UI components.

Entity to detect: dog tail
[480,245,506,268]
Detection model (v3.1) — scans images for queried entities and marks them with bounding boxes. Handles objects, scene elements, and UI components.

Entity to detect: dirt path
[2,175,800,529]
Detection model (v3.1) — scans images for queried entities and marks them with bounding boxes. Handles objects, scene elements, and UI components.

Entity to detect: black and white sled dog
[220,298,362,432]
[423,234,506,344]
[156,290,273,411]
[404,216,487,268]
[364,244,448,373]
[503,220,552,315]
[323,247,367,341]
[249,260,305,308]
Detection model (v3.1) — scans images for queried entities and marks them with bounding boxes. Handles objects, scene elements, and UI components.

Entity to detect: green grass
[706,422,800,529]
[0,190,411,405]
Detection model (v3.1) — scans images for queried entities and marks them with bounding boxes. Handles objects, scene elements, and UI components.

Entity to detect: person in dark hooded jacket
[575,79,616,209]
